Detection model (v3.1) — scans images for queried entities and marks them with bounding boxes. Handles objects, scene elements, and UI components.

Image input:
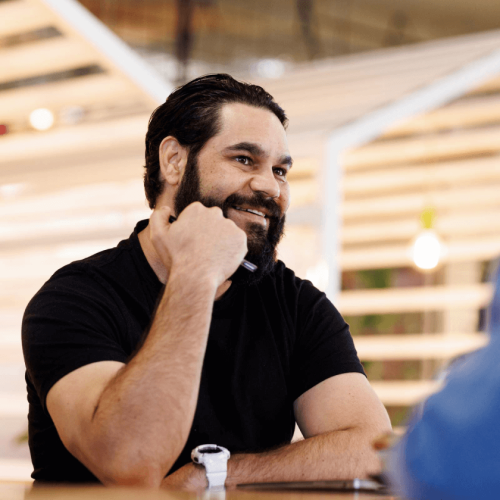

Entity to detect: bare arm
[46,204,247,487]
[164,373,391,489]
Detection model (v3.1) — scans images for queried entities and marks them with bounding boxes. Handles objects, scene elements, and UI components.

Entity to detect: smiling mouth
[232,206,266,218]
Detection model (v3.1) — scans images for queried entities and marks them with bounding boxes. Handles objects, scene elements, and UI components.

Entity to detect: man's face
[174,102,292,284]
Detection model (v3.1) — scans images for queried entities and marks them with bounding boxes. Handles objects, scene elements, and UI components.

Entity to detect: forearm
[226,428,380,487]
[85,268,217,485]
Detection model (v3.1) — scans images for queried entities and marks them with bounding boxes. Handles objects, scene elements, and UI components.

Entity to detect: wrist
[167,263,219,296]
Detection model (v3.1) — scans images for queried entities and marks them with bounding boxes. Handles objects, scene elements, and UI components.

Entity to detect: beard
[174,152,286,286]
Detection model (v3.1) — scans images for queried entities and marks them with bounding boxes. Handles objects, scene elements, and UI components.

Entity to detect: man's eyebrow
[224,142,293,167]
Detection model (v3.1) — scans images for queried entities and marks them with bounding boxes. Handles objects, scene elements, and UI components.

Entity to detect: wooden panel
[0,114,149,164]
[383,94,500,138]
[371,380,441,406]
[0,149,146,198]
[0,73,142,125]
[0,0,53,38]
[0,36,97,83]
[342,183,500,219]
[354,333,488,360]
[0,179,145,220]
[337,283,493,315]
[341,208,500,245]
[0,394,28,418]
[0,459,32,483]
[343,126,500,170]
[341,234,500,270]
[342,156,500,196]
[288,179,318,207]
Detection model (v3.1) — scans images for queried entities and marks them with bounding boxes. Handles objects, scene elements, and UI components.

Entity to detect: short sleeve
[22,268,129,411]
[290,279,364,401]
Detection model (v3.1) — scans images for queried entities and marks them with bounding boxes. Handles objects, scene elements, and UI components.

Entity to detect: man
[22,74,391,488]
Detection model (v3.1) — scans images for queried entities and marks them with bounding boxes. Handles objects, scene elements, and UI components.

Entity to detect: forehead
[211,102,289,156]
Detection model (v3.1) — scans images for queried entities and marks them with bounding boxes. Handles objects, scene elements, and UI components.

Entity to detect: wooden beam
[342,156,500,196]
[0,35,98,83]
[342,183,500,219]
[383,94,500,138]
[0,73,145,125]
[0,394,28,418]
[0,0,53,38]
[371,380,441,406]
[354,333,488,360]
[341,207,500,245]
[341,235,500,270]
[343,125,500,170]
[337,283,493,315]
[0,114,149,164]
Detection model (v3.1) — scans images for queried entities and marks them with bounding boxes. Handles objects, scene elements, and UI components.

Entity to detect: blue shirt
[389,264,500,499]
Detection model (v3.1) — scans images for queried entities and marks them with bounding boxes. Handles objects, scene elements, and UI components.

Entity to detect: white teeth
[234,206,265,217]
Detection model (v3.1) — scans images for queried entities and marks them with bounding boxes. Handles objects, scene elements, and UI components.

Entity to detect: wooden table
[0,483,399,500]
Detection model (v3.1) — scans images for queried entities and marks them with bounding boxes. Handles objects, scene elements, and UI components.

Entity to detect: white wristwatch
[191,444,231,490]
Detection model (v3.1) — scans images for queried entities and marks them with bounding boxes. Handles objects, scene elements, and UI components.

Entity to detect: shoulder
[268,260,331,308]
[23,244,131,331]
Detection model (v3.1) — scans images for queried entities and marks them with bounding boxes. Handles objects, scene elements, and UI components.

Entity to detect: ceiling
[77,0,500,82]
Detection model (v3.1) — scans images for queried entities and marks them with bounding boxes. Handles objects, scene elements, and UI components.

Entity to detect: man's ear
[159,136,188,187]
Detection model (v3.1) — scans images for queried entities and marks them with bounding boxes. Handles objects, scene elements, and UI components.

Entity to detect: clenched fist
[149,202,248,288]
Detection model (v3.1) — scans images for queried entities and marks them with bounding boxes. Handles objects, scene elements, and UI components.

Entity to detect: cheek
[280,184,291,212]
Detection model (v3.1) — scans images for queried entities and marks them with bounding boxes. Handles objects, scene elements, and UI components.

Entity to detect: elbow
[100,463,164,488]
[67,439,172,488]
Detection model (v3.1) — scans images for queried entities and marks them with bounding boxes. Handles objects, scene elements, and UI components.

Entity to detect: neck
[138,222,231,300]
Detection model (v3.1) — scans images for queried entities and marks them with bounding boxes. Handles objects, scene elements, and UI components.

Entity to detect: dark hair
[144,73,288,209]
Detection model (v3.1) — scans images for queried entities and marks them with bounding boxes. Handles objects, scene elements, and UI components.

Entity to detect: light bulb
[411,229,444,270]
[29,108,54,131]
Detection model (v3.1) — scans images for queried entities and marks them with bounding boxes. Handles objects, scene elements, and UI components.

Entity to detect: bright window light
[306,260,329,291]
[29,108,54,131]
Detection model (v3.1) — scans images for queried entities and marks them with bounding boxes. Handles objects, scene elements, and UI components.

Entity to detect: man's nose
[249,170,280,199]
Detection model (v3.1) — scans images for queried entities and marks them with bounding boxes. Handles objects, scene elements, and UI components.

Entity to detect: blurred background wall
[2,0,500,482]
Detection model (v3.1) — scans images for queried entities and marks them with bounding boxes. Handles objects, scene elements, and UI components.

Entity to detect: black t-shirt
[22,220,364,483]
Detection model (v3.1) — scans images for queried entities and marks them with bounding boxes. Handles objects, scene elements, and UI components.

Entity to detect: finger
[158,205,172,225]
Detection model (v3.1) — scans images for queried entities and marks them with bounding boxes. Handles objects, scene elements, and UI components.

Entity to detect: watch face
[199,446,223,454]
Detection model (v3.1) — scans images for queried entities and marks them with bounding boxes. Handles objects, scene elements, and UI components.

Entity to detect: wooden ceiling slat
[0,0,53,38]
[0,36,98,83]
[0,74,144,124]
[340,234,500,270]
[343,125,500,170]
[342,156,500,195]
[354,333,488,360]
[337,283,493,315]
[371,380,441,406]
[342,183,500,219]
[0,114,149,163]
[342,208,500,245]
[382,93,500,137]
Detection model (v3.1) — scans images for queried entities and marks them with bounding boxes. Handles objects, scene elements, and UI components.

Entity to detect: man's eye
[274,167,287,178]
[236,156,252,166]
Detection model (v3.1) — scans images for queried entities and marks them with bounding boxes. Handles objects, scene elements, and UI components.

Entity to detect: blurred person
[22,74,391,488]
[388,263,500,499]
